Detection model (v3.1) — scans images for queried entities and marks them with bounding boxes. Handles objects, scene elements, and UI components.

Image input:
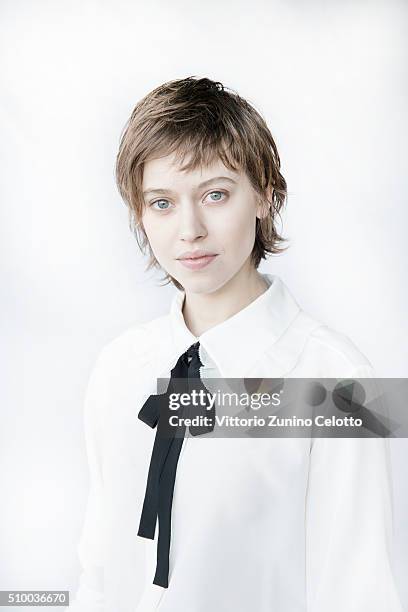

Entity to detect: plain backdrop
[0,0,407,610]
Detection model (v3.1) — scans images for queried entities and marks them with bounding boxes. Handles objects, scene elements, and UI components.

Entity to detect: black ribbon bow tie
[137,341,215,588]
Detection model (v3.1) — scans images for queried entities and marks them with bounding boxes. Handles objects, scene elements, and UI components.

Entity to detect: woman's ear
[256,187,274,220]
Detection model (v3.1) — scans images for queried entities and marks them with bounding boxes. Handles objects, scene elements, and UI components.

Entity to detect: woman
[69,77,402,612]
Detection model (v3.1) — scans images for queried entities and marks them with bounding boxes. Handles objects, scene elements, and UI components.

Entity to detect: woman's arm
[305,368,403,611]
[67,350,108,611]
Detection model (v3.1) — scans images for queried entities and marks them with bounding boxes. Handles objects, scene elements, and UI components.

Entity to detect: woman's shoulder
[290,309,375,378]
[93,312,171,374]
[82,314,173,437]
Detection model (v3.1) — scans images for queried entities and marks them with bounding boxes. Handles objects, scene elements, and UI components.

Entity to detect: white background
[0,0,407,609]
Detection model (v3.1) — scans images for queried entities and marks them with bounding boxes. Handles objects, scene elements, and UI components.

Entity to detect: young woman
[69,77,402,612]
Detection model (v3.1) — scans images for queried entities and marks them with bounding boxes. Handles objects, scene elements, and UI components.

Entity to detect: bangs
[145,125,246,177]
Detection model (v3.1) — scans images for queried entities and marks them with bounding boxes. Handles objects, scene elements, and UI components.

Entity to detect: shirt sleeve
[305,366,403,611]
[67,349,109,612]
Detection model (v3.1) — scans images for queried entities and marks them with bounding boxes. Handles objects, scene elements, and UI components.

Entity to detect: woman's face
[141,152,267,294]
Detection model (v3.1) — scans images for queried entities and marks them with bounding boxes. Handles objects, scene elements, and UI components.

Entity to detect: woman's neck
[182,266,269,337]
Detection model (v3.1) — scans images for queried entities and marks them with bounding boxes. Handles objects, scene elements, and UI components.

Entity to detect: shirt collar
[169,273,301,378]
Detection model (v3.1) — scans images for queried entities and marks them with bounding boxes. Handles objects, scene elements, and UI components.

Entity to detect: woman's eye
[205,191,226,203]
[151,199,171,211]
[150,192,226,210]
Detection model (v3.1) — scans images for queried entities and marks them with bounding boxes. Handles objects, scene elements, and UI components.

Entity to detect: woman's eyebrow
[143,176,237,197]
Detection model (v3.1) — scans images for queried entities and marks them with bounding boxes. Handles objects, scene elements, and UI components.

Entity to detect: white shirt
[68,273,402,612]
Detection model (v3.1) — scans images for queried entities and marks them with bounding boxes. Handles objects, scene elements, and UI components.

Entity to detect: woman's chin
[176,274,226,295]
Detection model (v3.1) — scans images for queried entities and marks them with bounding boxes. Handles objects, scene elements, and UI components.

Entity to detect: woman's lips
[177,254,218,270]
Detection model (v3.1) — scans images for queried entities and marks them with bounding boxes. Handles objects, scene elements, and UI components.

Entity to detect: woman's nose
[177,204,207,242]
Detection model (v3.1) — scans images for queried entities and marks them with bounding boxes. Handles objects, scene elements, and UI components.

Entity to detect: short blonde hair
[115,76,288,291]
